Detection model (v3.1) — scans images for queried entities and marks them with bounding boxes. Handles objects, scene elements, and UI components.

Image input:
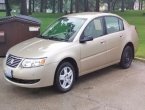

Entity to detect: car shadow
[76,64,119,85]
[8,85,59,99]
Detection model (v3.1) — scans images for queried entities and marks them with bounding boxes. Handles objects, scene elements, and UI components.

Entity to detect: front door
[80,17,107,75]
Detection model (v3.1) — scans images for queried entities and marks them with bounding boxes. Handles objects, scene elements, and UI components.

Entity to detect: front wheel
[120,46,134,69]
[54,62,75,93]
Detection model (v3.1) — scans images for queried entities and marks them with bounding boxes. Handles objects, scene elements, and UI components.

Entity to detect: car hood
[8,37,73,58]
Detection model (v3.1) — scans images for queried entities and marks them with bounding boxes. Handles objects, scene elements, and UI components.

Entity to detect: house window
[0,0,5,11]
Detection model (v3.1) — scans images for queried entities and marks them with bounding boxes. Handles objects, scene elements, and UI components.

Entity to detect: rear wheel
[120,46,133,69]
[54,62,75,93]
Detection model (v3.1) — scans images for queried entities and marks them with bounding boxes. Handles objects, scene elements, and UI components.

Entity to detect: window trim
[118,18,124,31]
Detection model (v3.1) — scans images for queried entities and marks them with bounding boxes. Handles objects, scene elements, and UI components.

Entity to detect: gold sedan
[3,12,138,92]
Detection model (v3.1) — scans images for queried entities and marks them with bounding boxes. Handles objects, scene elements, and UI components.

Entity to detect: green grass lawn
[0,12,5,17]
[0,11,145,58]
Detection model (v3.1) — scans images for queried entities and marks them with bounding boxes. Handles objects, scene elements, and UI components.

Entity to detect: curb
[135,57,145,63]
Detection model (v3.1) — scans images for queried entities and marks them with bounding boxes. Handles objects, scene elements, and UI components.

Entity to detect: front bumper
[3,62,58,88]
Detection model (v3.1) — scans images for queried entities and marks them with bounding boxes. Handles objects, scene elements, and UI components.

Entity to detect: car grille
[6,54,22,68]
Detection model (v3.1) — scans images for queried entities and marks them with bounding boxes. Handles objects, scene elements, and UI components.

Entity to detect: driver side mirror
[80,36,93,43]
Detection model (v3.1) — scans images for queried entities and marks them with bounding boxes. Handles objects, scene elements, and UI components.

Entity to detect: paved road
[0,58,145,110]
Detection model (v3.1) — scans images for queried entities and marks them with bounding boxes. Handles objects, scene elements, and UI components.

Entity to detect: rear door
[104,16,125,64]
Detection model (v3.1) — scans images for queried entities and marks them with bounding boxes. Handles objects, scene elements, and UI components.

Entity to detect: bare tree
[40,0,44,12]
[126,0,135,10]
[140,0,143,10]
[84,0,89,12]
[20,0,28,15]
[139,0,143,10]
[107,0,111,11]
[5,0,11,16]
[58,0,63,13]
[112,0,118,11]
[70,0,73,13]
[96,0,100,12]
[52,0,56,13]
[75,0,79,12]
[44,0,48,12]
[32,0,35,12]
[121,0,124,12]
[28,0,32,15]
[60,0,63,13]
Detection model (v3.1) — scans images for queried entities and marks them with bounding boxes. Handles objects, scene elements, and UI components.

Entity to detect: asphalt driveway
[0,58,145,110]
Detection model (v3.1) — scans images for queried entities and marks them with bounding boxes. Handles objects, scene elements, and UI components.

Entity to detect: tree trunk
[84,0,89,12]
[58,0,63,13]
[75,0,79,12]
[40,0,44,12]
[96,0,100,12]
[57,0,60,13]
[44,0,48,12]
[70,0,73,13]
[64,0,66,14]
[60,0,63,13]
[121,0,124,12]
[32,0,35,12]
[20,0,28,15]
[5,0,11,16]
[141,0,143,10]
[139,0,143,10]
[112,0,117,11]
[139,0,141,10]
[129,1,135,10]
[52,0,56,13]
[107,0,111,11]
[28,0,32,15]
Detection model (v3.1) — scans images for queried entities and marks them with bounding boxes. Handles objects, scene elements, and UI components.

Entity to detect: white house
[134,0,144,10]
[0,0,5,10]
[100,3,108,11]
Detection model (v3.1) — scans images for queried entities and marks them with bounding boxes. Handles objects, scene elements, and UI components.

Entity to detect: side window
[105,16,120,34]
[84,18,104,38]
[118,19,124,31]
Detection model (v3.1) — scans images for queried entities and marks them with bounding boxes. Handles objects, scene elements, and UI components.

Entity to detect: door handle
[100,41,105,44]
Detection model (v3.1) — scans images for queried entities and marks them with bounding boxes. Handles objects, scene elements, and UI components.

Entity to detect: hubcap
[59,66,73,89]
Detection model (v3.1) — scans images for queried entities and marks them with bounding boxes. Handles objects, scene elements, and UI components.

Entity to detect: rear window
[105,16,120,34]
[118,19,124,31]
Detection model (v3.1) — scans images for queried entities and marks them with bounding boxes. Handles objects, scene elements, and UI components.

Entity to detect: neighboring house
[134,0,139,10]
[100,3,108,11]
[0,0,5,11]
[134,0,144,10]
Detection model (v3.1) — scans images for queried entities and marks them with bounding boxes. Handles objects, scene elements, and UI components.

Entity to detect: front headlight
[21,58,46,68]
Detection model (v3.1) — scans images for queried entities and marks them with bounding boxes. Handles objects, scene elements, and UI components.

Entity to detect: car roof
[64,12,120,20]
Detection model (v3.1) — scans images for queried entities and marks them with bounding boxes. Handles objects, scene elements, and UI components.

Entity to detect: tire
[54,62,75,93]
[120,46,133,69]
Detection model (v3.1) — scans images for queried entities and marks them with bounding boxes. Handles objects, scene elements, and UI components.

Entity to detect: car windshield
[41,17,86,41]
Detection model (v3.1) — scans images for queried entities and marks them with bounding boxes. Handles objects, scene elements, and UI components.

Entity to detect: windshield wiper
[39,35,67,41]
[37,35,42,38]
[38,35,48,39]
[48,36,65,41]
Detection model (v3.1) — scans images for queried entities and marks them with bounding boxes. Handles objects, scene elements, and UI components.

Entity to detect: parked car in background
[3,12,138,92]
